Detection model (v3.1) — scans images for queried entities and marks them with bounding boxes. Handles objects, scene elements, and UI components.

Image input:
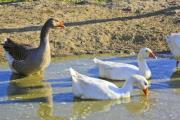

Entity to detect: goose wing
[70,68,119,99]
[3,38,33,60]
[94,58,138,68]
[94,58,139,70]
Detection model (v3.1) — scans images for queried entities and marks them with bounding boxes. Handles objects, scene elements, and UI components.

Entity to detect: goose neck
[40,22,51,47]
[137,56,146,66]
[117,80,133,94]
[137,56,150,77]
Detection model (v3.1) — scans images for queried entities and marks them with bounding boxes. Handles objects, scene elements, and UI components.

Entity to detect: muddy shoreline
[0,0,179,63]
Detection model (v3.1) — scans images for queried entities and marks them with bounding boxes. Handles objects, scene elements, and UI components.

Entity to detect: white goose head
[129,74,149,95]
[138,48,157,60]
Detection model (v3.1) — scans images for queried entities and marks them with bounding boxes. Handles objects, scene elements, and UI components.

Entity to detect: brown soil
[0,0,180,63]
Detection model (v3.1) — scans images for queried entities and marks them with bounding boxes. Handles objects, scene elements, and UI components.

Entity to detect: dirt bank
[0,0,180,63]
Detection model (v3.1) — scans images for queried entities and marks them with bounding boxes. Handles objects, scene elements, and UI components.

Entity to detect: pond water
[0,55,180,120]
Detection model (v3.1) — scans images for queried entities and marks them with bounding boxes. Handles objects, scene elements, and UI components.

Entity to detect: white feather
[5,51,13,66]
[166,33,180,60]
[3,39,18,73]
[69,68,148,100]
[93,48,156,80]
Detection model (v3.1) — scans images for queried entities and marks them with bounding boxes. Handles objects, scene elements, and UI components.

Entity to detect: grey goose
[1,18,64,76]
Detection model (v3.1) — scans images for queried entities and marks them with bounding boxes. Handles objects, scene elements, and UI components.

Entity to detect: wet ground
[0,55,180,120]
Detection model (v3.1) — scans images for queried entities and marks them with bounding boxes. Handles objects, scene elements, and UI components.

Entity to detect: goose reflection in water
[8,73,67,120]
[169,70,180,94]
[72,98,130,120]
[72,81,152,120]
[124,96,152,113]
[72,96,152,119]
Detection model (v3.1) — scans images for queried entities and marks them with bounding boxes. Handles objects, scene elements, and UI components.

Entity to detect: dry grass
[0,0,180,63]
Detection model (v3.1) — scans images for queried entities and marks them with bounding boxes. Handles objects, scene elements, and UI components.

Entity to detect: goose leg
[176,61,179,68]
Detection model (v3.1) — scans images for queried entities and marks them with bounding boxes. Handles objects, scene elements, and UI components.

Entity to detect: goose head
[138,48,157,60]
[46,18,64,29]
[130,74,149,95]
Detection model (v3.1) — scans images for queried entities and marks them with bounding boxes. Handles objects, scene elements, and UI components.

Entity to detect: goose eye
[144,81,148,86]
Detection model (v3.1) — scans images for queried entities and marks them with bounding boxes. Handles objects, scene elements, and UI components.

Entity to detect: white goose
[70,68,149,100]
[94,48,156,80]
[166,33,180,68]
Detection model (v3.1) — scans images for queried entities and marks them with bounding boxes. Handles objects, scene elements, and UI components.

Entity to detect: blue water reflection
[0,57,178,103]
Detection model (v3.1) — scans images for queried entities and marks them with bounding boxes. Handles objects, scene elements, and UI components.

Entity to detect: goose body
[94,48,156,80]
[70,68,149,100]
[2,18,64,75]
[166,33,180,68]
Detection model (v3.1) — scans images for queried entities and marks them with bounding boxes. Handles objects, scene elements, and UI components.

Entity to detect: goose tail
[69,68,84,97]
[69,68,77,76]
[69,68,80,83]
[3,38,14,66]
[93,58,103,64]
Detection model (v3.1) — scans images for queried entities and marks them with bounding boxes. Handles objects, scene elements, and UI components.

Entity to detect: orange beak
[142,87,149,96]
[58,21,64,29]
[149,52,157,59]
